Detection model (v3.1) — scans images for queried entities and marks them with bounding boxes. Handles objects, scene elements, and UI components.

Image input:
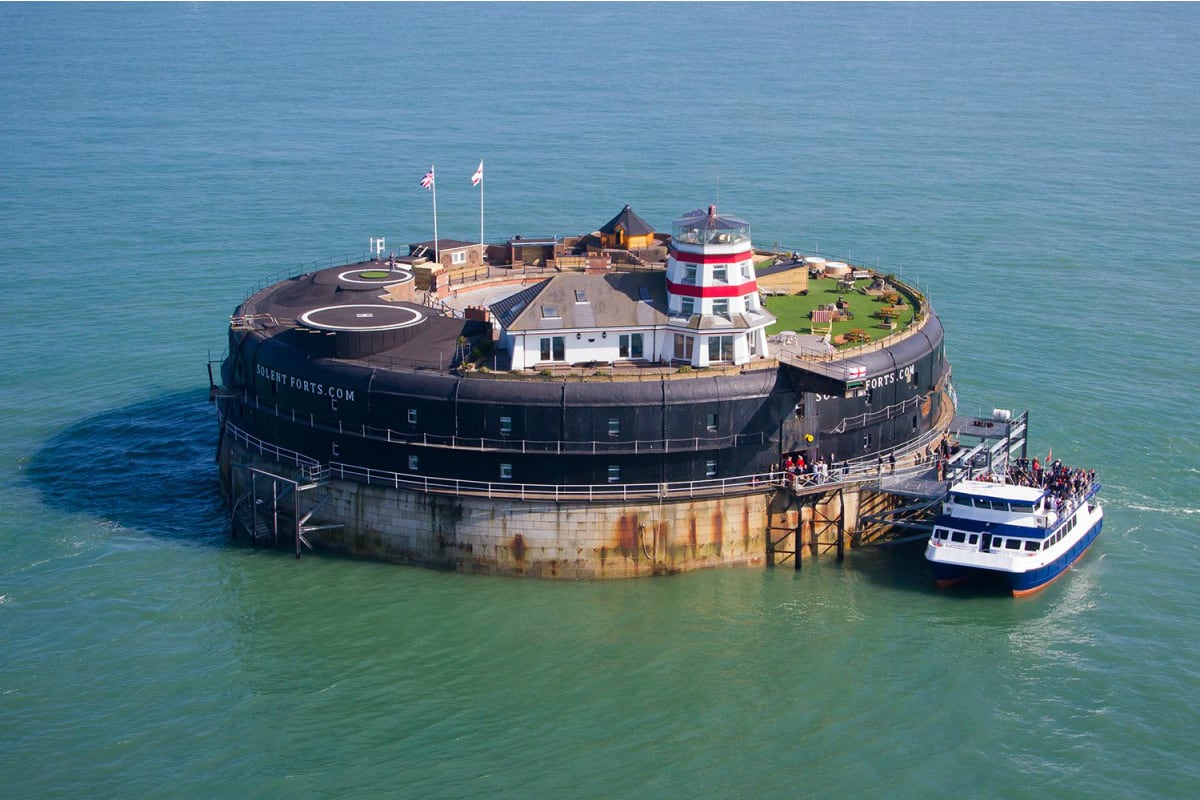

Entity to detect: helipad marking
[337,268,414,286]
[298,304,425,332]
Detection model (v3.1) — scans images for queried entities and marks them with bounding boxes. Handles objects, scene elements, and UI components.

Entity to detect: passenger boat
[924,471,1102,596]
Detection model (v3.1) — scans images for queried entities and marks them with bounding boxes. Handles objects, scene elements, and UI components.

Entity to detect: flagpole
[431,164,439,267]
[479,162,484,248]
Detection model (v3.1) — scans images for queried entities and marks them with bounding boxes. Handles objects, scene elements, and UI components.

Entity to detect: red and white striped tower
[663,205,774,366]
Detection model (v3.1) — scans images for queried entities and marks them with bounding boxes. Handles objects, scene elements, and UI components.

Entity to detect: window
[685,264,697,284]
[407,408,418,425]
[713,265,727,282]
[619,333,643,359]
[1005,539,1022,550]
[681,297,695,317]
[638,287,651,302]
[707,335,734,362]
[608,418,620,437]
[451,250,466,265]
[968,534,979,544]
[500,416,512,435]
[744,293,757,312]
[539,336,565,361]
[706,460,717,477]
[1024,541,1041,552]
[712,299,729,317]
[575,290,587,304]
[607,465,620,483]
[951,531,966,543]
[500,463,513,480]
[541,306,560,319]
[408,455,419,471]
[674,334,694,361]
[706,413,717,432]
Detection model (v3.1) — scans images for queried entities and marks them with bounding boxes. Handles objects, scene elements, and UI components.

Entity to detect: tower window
[706,460,717,477]
[607,465,620,483]
[407,408,418,425]
[500,463,513,480]
[408,455,419,471]
[608,418,620,437]
[500,416,512,435]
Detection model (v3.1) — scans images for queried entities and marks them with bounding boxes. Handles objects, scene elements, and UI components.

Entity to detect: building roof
[489,272,669,333]
[599,205,655,237]
[409,238,482,251]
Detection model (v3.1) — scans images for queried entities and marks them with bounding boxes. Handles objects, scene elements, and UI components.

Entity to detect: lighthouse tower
[662,205,775,366]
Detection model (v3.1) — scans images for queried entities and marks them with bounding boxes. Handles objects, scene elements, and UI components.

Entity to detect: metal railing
[219,414,960,503]
[239,391,766,455]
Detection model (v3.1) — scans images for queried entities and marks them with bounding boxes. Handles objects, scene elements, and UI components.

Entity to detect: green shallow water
[1,4,1197,798]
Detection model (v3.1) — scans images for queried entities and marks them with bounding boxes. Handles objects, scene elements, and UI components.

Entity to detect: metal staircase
[229,462,340,557]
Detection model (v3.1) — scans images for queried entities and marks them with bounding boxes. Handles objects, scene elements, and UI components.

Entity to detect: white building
[491,206,775,370]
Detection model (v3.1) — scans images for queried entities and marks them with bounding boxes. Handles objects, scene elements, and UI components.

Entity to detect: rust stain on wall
[511,532,526,563]
[712,506,725,554]
[615,513,637,557]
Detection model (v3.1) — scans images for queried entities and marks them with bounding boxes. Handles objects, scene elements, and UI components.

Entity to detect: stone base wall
[222,442,780,579]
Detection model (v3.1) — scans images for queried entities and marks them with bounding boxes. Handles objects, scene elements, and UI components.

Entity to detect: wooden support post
[836,488,845,561]
[794,511,802,571]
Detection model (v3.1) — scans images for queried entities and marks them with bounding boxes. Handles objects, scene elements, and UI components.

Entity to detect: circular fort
[215,204,957,577]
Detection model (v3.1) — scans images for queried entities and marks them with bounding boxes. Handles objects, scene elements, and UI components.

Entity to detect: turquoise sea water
[2,3,1197,797]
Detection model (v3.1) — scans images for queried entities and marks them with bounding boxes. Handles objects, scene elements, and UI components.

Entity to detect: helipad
[297,303,425,332]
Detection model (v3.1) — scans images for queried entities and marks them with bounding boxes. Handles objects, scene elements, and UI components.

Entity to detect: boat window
[1024,541,1041,552]
[951,531,966,543]
[933,528,947,540]
[968,534,978,545]
[1005,539,1022,550]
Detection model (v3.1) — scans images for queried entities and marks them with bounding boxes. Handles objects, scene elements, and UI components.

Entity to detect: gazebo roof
[599,205,655,237]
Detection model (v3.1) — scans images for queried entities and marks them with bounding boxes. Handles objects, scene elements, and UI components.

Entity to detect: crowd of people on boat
[1001,456,1098,512]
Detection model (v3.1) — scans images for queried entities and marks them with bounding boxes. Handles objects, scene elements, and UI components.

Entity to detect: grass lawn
[764,277,916,346]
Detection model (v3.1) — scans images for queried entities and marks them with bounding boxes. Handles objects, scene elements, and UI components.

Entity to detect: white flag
[471,160,483,187]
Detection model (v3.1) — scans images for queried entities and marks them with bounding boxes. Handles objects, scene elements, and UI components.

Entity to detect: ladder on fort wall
[767,484,847,570]
[229,463,341,557]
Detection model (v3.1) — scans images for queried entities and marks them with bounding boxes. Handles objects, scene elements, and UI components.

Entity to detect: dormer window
[574,290,587,304]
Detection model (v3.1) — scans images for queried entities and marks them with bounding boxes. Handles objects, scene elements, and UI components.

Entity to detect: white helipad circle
[298,304,425,332]
[337,267,414,286]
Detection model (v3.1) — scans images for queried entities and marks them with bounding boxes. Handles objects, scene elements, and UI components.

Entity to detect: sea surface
[1,3,1197,798]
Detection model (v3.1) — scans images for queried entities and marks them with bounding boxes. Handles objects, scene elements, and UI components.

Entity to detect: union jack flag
[420,167,435,190]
